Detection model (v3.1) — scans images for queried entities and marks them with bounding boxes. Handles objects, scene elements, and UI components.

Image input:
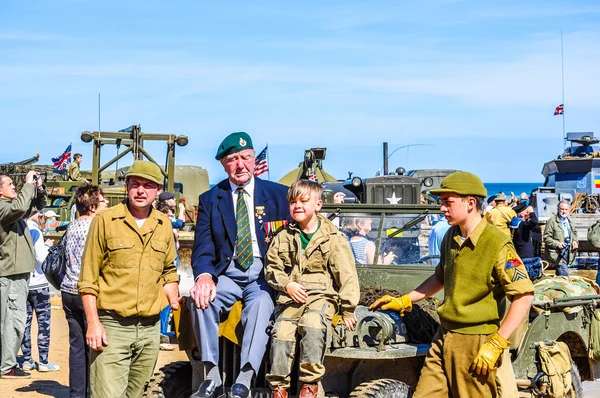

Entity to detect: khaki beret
[126,160,163,185]
[430,171,487,197]
[215,132,253,160]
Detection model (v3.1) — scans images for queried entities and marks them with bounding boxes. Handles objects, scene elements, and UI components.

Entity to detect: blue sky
[1,1,599,184]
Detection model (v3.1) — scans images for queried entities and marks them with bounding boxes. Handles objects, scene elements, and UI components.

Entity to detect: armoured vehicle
[146,199,599,398]
[405,169,458,202]
[533,131,600,252]
[278,146,424,206]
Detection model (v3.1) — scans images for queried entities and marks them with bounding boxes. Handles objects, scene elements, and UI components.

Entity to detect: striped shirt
[349,236,369,264]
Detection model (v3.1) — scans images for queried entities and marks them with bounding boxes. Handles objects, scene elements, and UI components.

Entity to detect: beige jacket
[485,204,517,236]
[78,202,178,317]
[67,162,86,182]
[265,213,359,317]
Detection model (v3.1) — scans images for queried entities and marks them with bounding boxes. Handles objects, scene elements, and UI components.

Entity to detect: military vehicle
[405,168,458,201]
[145,195,598,397]
[1,126,209,228]
[278,147,338,186]
[278,145,425,207]
[533,131,600,252]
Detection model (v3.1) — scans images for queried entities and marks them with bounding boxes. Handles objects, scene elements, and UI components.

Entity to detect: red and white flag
[254,146,269,177]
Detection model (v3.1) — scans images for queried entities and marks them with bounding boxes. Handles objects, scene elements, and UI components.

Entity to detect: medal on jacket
[255,206,265,225]
[264,220,289,243]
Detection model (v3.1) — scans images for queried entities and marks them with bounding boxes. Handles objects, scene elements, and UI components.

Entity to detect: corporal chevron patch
[511,267,528,282]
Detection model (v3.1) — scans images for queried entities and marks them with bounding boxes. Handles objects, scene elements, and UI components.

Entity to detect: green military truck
[145,200,600,398]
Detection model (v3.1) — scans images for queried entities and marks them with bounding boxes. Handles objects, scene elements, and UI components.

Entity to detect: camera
[33,174,40,181]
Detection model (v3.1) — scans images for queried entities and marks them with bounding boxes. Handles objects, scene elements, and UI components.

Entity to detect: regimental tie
[235,187,253,270]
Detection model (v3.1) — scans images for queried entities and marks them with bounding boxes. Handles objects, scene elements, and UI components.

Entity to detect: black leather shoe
[190,379,222,398]
[230,383,250,398]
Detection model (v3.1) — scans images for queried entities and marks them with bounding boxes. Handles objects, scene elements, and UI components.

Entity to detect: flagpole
[266,144,271,181]
[561,27,566,143]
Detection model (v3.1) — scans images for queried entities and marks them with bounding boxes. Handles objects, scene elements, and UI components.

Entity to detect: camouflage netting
[533,275,600,314]
[359,286,441,344]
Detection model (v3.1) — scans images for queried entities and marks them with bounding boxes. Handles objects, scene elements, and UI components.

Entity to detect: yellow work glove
[470,332,510,376]
[368,294,412,315]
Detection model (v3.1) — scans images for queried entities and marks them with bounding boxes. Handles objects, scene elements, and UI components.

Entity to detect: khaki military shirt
[67,162,86,182]
[78,202,178,317]
[485,204,516,236]
[265,213,360,318]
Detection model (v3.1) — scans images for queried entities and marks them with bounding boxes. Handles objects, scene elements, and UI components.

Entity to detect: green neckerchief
[300,220,321,250]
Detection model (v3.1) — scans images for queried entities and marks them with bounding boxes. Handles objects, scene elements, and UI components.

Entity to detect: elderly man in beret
[79,160,180,398]
[190,132,290,398]
[370,171,534,398]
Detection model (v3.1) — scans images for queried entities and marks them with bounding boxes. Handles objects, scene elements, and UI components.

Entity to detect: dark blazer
[512,212,538,259]
[192,177,290,279]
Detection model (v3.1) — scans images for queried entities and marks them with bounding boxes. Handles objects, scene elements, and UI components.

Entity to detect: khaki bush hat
[215,132,253,160]
[494,192,507,201]
[430,171,487,197]
[126,160,163,185]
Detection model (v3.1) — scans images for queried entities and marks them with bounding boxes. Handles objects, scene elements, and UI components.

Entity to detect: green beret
[215,132,253,160]
[430,171,487,197]
[126,160,163,185]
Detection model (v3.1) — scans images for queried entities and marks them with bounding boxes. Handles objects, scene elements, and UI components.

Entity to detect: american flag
[254,146,269,177]
[554,104,564,116]
[52,144,72,173]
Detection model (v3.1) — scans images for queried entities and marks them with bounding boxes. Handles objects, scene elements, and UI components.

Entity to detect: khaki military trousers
[90,311,160,398]
[266,297,336,390]
[414,328,498,398]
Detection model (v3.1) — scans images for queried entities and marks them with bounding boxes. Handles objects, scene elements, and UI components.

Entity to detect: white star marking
[386,192,402,204]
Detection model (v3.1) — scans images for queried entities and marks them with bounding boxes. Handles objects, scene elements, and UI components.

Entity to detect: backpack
[587,220,600,249]
[537,341,573,398]
[590,309,600,361]
[41,234,67,290]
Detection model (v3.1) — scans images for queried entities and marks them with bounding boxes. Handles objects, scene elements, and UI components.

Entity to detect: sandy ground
[3,306,600,398]
[2,306,187,398]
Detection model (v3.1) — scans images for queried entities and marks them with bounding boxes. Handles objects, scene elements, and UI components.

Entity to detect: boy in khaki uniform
[265,180,359,398]
[370,171,534,398]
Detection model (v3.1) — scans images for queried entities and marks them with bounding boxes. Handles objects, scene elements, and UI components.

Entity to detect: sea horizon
[483,182,543,197]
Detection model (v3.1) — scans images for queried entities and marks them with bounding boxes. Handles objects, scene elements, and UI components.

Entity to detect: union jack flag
[308,171,318,182]
[254,146,269,177]
[52,144,72,173]
[554,104,564,115]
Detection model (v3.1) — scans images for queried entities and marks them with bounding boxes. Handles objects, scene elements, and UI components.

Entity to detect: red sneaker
[1,367,32,379]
